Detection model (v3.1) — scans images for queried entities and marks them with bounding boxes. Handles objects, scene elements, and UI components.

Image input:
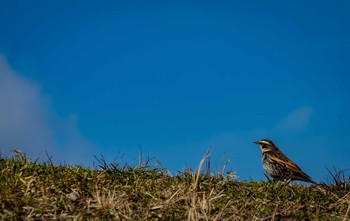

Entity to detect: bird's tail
[298,171,318,185]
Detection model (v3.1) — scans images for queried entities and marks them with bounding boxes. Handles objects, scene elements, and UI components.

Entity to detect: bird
[253,139,317,184]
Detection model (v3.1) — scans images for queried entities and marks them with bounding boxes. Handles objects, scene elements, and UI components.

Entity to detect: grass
[1,150,350,220]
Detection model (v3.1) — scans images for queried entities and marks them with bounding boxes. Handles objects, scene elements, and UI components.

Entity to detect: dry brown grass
[0,151,350,220]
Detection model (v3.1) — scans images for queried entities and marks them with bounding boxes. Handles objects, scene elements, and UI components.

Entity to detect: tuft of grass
[0,151,350,220]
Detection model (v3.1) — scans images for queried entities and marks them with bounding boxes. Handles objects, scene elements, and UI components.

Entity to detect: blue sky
[0,1,349,182]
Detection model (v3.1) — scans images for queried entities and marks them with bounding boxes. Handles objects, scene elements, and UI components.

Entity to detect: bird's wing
[269,155,302,173]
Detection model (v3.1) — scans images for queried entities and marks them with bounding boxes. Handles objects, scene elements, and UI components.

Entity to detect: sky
[0,1,349,182]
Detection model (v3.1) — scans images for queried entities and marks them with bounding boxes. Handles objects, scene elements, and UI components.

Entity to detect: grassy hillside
[1,151,349,220]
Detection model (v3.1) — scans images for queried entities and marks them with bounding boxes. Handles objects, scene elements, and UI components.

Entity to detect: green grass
[1,151,350,220]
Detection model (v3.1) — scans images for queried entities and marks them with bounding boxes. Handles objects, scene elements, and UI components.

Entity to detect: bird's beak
[253,141,259,144]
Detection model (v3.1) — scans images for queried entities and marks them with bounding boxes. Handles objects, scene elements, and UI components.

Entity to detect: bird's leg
[284,179,291,185]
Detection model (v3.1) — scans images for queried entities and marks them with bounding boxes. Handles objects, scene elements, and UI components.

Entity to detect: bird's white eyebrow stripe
[259,140,271,145]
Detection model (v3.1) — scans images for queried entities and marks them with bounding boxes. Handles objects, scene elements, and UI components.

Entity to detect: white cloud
[0,55,97,164]
[274,106,312,133]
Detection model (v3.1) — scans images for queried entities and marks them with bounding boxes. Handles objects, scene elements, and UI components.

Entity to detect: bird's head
[253,139,276,153]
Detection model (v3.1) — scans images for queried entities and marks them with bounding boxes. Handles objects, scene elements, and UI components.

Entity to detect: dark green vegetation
[1,152,349,220]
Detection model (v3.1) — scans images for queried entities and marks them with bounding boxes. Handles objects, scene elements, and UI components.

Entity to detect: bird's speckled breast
[262,153,281,179]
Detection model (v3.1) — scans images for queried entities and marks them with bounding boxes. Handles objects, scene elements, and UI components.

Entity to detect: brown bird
[254,139,317,184]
